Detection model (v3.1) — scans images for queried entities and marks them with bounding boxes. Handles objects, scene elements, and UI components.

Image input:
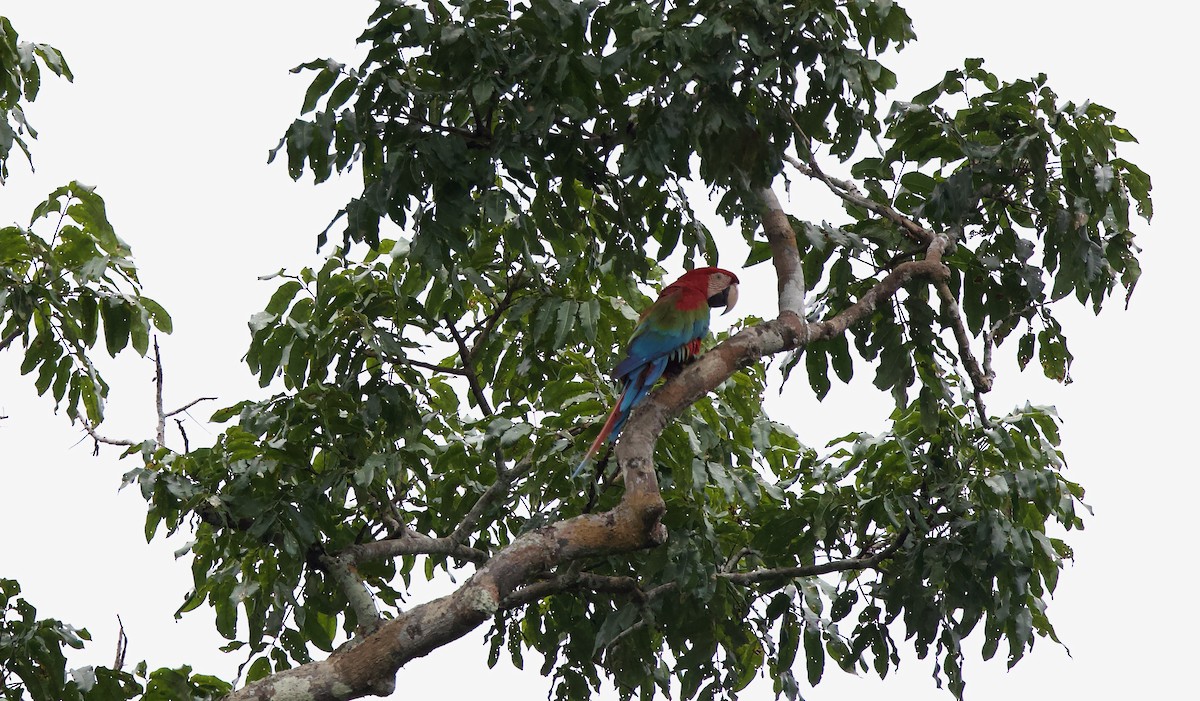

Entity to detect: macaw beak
[721,283,739,315]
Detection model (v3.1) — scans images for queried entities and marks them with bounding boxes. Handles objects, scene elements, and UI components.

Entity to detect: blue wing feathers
[604,304,710,444]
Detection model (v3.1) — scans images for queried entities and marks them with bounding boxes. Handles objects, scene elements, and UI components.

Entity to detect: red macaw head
[672,266,740,315]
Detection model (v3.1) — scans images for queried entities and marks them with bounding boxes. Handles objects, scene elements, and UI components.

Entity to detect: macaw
[575,266,740,475]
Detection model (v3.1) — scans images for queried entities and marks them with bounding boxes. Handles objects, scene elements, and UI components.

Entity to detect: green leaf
[245,657,273,684]
[804,625,825,686]
[100,298,132,357]
[301,63,340,114]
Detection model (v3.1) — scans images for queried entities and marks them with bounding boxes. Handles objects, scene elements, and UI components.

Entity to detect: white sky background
[0,2,1194,700]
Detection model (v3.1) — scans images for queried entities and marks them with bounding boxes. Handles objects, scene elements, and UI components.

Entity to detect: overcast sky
[1,2,1195,700]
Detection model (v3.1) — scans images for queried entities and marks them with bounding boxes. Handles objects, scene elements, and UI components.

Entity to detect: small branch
[82,421,136,455]
[402,113,489,143]
[153,338,166,446]
[174,418,190,453]
[406,358,470,376]
[719,530,908,586]
[113,616,128,670]
[722,547,760,573]
[448,455,535,545]
[501,571,644,610]
[935,280,992,423]
[784,153,930,245]
[444,315,493,416]
[982,330,995,384]
[605,619,650,651]
[341,529,488,566]
[807,237,951,343]
[0,328,20,353]
[163,396,218,419]
[467,270,523,359]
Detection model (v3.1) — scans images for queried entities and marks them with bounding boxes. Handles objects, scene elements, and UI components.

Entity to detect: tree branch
[467,270,523,359]
[501,571,644,610]
[935,279,993,423]
[163,396,218,419]
[341,529,489,566]
[231,480,668,700]
[784,153,930,245]
[448,455,535,545]
[81,421,136,455]
[445,315,493,416]
[405,358,470,376]
[318,554,383,637]
[154,338,166,446]
[0,328,20,353]
[719,530,908,586]
[758,188,806,318]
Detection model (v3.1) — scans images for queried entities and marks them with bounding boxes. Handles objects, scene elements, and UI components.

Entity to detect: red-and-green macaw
[576,266,740,475]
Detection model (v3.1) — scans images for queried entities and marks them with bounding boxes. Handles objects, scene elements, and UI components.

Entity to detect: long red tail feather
[574,395,625,477]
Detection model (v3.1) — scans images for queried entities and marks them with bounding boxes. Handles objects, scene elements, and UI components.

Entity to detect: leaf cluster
[1,183,171,424]
[0,17,71,183]
[274,0,911,259]
[0,579,229,701]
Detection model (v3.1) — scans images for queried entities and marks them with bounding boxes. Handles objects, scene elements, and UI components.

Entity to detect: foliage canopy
[1,2,1151,701]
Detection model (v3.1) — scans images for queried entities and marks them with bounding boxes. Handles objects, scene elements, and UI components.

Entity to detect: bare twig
[719,530,909,586]
[722,547,761,572]
[174,418,190,453]
[605,619,650,651]
[405,358,470,376]
[82,422,136,455]
[153,338,166,445]
[163,396,218,419]
[466,271,524,359]
[501,571,644,610]
[448,455,536,544]
[113,616,128,670]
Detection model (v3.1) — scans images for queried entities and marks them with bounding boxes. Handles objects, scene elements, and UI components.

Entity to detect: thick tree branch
[231,485,667,700]
[758,188,806,318]
[317,554,383,637]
